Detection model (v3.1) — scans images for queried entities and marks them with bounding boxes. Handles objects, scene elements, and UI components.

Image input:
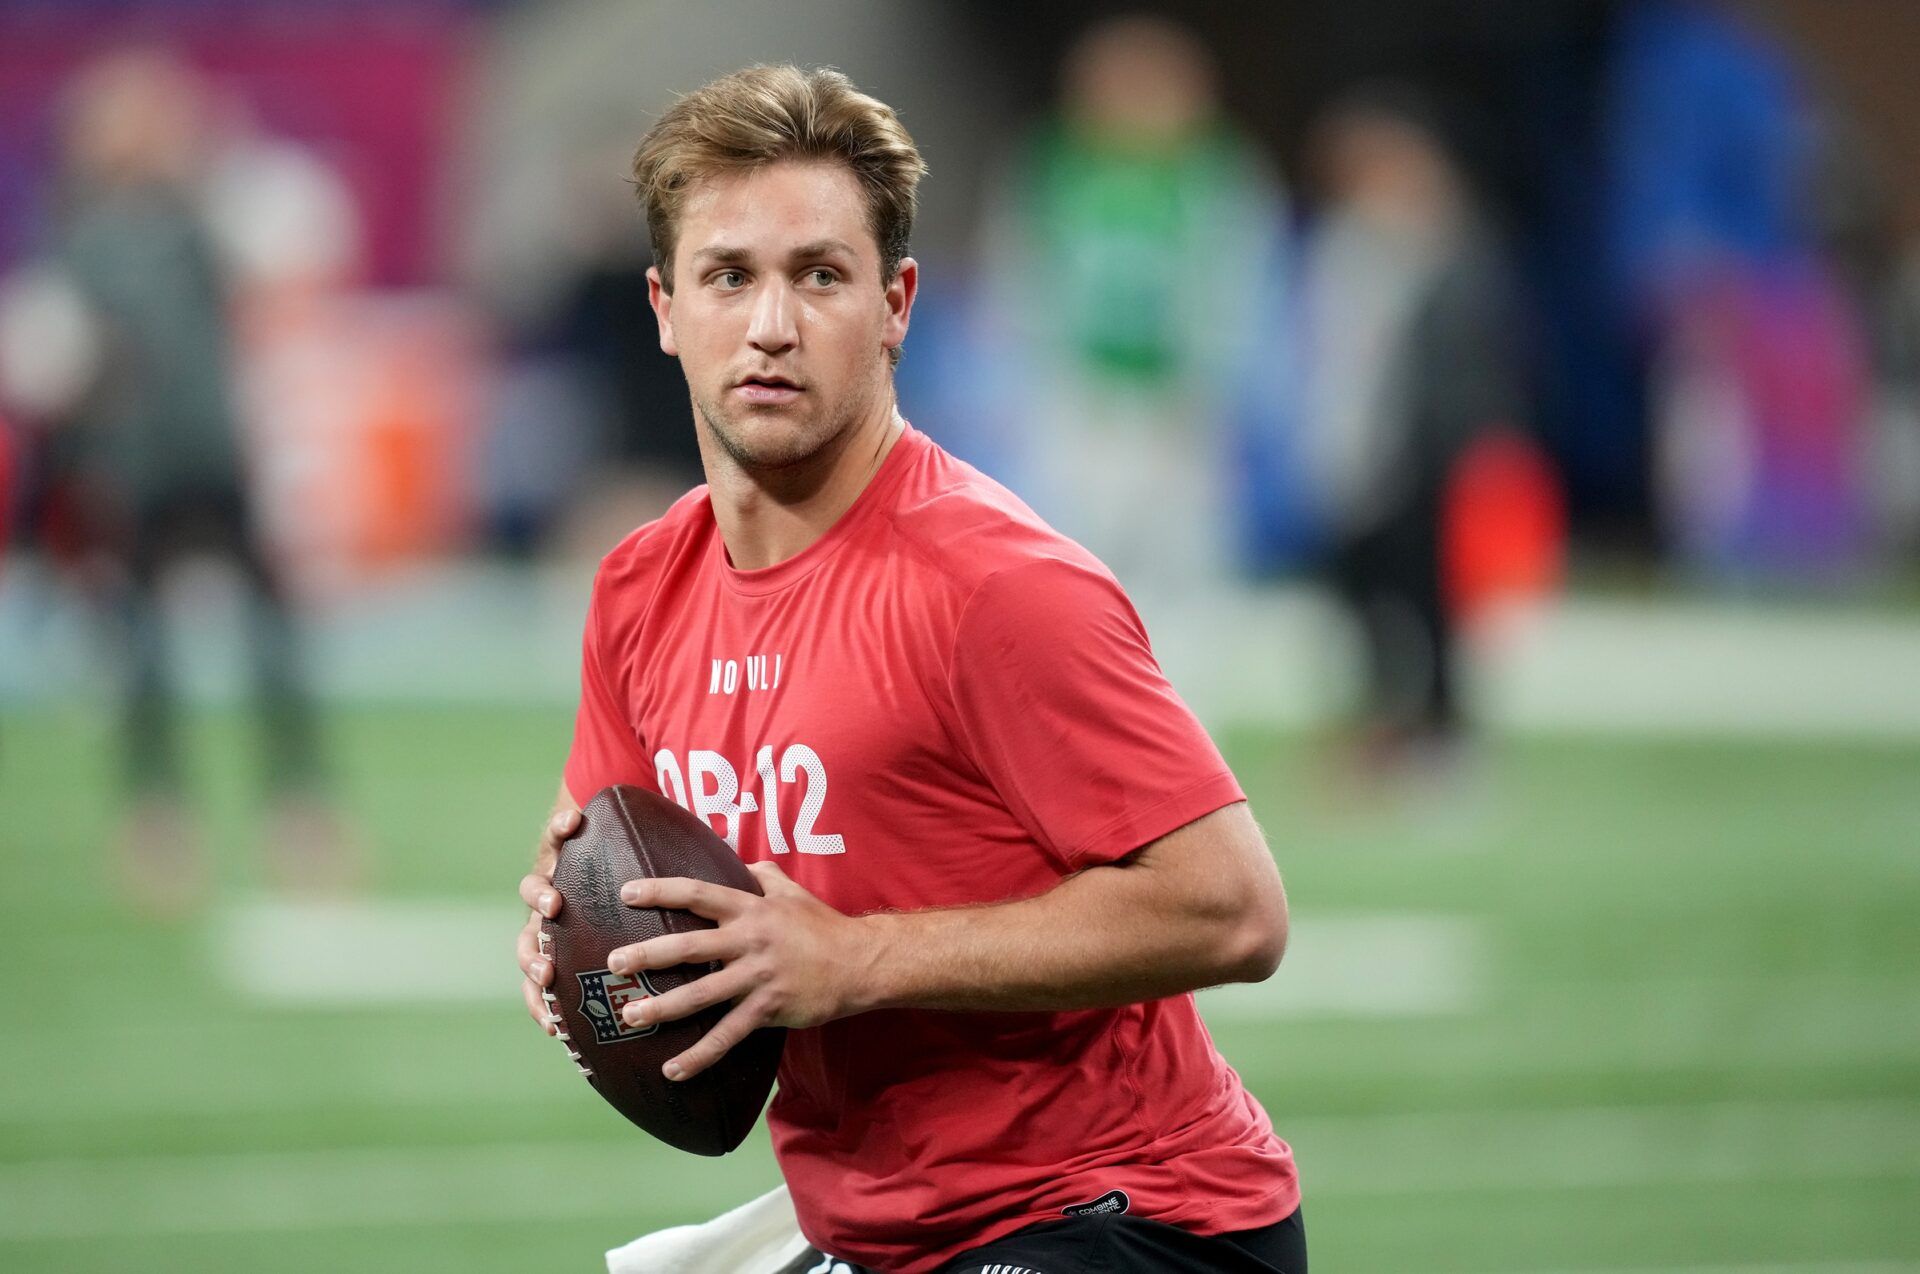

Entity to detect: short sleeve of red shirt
[563,580,650,806]
[945,556,1245,871]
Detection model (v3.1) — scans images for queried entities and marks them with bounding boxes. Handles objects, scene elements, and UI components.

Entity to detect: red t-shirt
[564,425,1298,1272]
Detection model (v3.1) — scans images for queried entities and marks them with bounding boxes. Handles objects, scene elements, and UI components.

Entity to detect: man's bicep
[947,557,1245,871]
[1124,801,1269,881]
[1117,800,1288,974]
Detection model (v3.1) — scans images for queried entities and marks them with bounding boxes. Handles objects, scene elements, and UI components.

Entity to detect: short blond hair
[632,65,926,293]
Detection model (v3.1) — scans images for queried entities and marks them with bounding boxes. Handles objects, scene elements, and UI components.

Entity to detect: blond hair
[632,65,926,293]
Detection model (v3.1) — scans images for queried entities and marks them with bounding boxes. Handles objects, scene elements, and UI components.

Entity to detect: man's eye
[807,269,837,287]
[713,270,746,290]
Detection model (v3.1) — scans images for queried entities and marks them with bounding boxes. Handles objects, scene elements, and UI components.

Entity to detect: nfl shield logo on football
[576,968,661,1044]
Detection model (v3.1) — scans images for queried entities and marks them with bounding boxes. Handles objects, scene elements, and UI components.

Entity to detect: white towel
[605,1183,815,1274]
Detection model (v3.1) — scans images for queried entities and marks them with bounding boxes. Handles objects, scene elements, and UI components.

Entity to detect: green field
[3,704,1916,1272]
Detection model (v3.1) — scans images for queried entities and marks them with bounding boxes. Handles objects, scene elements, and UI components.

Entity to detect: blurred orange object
[238,291,482,596]
[1443,429,1566,629]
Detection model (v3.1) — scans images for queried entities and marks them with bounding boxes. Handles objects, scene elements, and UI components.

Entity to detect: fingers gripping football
[518,915,555,1034]
[518,807,581,1034]
[609,859,867,1080]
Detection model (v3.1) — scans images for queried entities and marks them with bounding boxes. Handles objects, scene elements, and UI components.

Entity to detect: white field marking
[1198,913,1485,1020]
[1135,587,1920,739]
[7,970,1916,1128]
[14,562,1920,738]
[1481,598,1920,740]
[1284,1098,1920,1197]
[213,899,1486,1018]
[0,1099,1914,1240]
[211,896,528,1005]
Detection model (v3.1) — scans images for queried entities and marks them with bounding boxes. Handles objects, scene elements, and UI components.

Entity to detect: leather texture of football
[538,784,785,1155]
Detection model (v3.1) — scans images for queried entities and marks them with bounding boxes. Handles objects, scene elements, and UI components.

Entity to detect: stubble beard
[692,364,885,479]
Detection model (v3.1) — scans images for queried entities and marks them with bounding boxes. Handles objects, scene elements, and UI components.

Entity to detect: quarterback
[517,65,1304,1274]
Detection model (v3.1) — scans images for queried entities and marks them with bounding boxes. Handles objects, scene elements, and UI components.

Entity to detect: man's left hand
[607,860,874,1081]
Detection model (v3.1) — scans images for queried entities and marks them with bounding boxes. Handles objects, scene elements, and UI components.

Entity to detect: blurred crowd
[2,0,1919,866]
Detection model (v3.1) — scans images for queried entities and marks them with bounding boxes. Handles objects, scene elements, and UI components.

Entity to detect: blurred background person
[1296,86,1525,771]
[978,14,1286,600]
[1601,0,1873,581]
[24,49,352,910]
[477,143,703,561]
[199,84,366,299]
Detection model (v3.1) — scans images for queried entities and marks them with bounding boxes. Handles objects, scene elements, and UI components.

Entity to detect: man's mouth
[735,374,803,403]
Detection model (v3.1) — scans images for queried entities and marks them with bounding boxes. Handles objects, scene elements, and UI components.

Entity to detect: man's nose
[747,280,798,354]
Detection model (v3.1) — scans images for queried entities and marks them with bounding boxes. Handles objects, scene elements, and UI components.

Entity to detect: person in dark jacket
[1297,87,1523,765]
[50,50,346,909]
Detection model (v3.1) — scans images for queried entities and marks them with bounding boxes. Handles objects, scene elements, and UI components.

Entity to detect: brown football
[538,784,785,1155]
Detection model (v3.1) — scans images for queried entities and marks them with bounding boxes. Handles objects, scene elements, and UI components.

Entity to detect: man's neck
[703,401,905,572]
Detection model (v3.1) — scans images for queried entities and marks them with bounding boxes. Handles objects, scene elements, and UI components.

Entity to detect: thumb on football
[746,859,797,895]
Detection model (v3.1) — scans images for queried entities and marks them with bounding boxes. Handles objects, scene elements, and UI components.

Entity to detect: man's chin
[701,409,831,474]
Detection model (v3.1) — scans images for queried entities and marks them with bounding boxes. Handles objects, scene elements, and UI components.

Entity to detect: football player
[518,65,1304,1274]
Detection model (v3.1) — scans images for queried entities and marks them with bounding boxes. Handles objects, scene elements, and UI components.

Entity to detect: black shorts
[781,1207,1307,1274]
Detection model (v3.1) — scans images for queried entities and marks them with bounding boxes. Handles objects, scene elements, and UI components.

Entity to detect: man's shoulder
[591,484,712,600]
[889,437,1106,598]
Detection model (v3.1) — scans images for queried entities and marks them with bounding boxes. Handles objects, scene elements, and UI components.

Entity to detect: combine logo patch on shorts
[1059,1188,1129,1218]
[576,968,662,1043]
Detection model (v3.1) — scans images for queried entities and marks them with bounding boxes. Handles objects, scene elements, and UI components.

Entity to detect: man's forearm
[594,803,1286,1078]
[848,809,1287,1015]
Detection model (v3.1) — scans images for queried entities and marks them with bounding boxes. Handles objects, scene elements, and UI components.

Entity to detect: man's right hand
[517,804,583,1035]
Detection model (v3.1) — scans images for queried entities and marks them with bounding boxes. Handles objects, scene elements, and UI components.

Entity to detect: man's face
[649,160,916,475]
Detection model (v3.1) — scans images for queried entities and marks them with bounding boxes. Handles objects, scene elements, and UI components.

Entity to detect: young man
[516,66,1304,1274]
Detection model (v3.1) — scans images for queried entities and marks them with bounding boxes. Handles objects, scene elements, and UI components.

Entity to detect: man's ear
[882,257,918,354]
[647,265,678,357]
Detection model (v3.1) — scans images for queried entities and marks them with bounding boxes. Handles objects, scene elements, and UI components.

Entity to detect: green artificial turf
[1,705,1915,1271]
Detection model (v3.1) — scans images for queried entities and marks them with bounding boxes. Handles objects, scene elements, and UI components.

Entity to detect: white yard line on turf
[211,898,1486,1017]
[6,975,1915,1127]
[211,896,527,1005]
[1286,1098,1920,1197]
[1197,912,1485,1019]
[0,1098,1914,1240]
[1139,590,1920,739]
[12,563,1920,738]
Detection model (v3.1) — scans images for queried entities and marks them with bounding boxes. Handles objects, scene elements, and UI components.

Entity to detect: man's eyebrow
[686,240,859,269]
[688,244,752,266]
[790,238,859,262]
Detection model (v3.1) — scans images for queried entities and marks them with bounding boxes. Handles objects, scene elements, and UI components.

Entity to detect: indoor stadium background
[1,1,1917,1271]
